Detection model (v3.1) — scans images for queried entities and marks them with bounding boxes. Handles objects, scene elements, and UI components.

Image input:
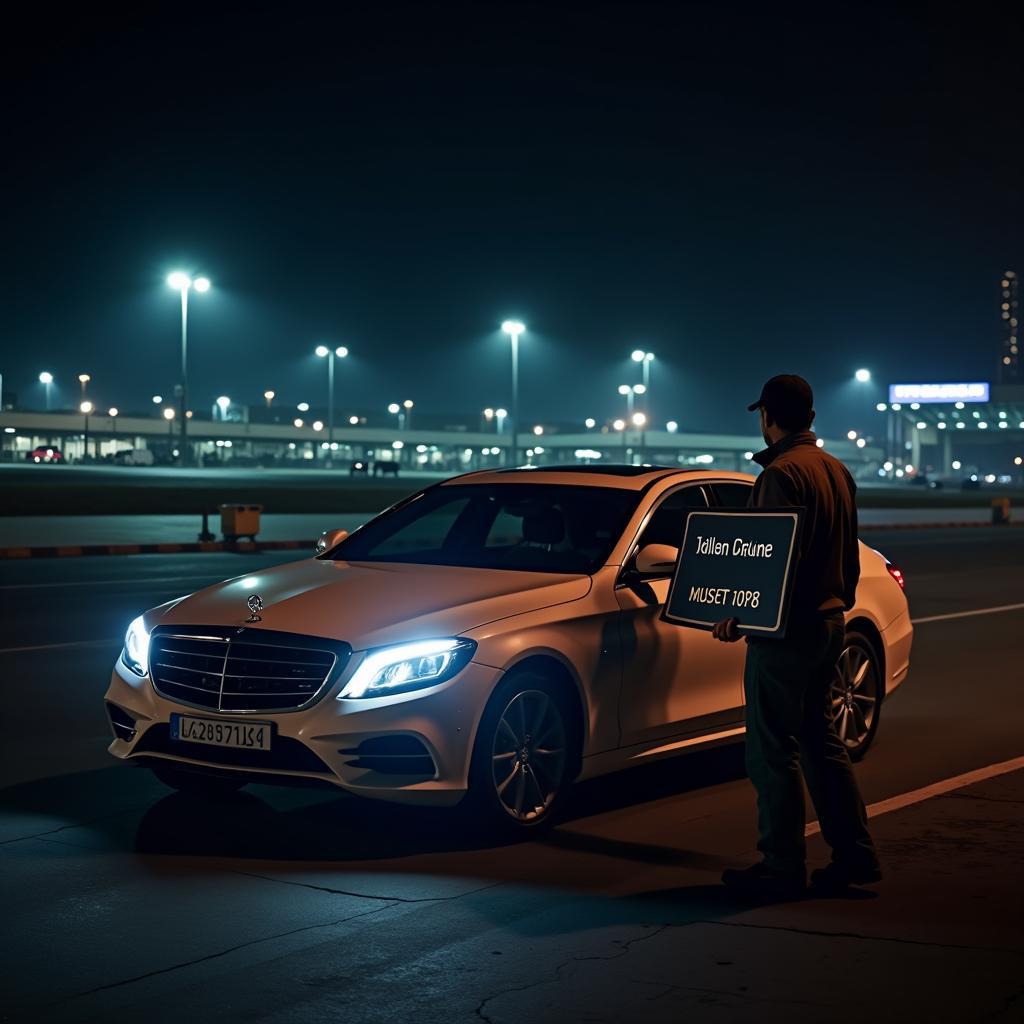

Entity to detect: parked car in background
[113,448,155,466]
[27,446,63,464]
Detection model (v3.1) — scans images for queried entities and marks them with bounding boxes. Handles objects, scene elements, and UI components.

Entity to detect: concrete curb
[0,539,314,560]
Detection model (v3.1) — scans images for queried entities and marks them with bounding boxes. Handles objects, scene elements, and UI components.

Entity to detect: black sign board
[662,509,803,638]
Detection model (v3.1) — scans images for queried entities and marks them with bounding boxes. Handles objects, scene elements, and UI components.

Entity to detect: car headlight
[121,615,151,676]
[338,638,476,699]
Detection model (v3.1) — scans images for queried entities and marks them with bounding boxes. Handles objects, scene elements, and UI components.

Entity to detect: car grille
[149,627,350,713]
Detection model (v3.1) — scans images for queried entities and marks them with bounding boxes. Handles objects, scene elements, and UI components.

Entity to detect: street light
[585,417,596,429]
[216,395,231,420]
[855,368,871,383]
[501,320,525,465]
[631,350,655,417]
[78,374,90,407]
[108,407,118,442]
[315,344,348,450]
[264,390,275,407]
[495,408,508,435]
[80,400,93,459]
[618,383,645,420]
[167,271,211,465]
[39,371,54,410]
[403,399,414,430]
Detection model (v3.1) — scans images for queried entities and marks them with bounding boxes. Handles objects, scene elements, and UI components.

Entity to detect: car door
[616,483,746,748]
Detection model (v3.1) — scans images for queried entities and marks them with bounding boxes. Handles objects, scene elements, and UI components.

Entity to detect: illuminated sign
[888,382,990,404]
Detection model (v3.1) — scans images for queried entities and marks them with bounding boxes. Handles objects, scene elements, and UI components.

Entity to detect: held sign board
[662,509,802,638]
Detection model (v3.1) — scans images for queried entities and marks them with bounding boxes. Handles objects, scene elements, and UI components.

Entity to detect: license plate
[170,713,273,751]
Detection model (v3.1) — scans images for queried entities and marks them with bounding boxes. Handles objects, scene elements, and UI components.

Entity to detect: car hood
[153,558,592,649]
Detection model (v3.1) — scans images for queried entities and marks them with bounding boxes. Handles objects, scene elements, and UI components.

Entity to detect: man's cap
[748,374,814,418]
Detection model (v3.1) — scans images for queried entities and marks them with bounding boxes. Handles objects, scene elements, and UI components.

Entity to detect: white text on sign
[688,586,762,608]
[695,536,774,559]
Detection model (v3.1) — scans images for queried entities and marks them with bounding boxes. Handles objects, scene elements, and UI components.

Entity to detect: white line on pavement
[0,639,118,654]
[0,575,217,591]
[911,602,1024,624]
[806,754,1024,837]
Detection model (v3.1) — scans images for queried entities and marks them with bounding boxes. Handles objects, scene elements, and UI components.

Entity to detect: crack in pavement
[42,900,396,1011]
[637,977,828,1009]
[701,918,1024,956]
[231,868,506,904]
[474,924,671,1023]
[0,805,150,847]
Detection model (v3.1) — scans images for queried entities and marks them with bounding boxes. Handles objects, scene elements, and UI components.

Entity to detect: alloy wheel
[830,640,879,754]
[491,689,567,822]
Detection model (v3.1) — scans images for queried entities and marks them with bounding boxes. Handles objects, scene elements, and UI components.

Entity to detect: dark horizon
[4,2,1022,441]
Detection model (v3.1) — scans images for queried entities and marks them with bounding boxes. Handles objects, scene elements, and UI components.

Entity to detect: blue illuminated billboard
[888,382,990,404]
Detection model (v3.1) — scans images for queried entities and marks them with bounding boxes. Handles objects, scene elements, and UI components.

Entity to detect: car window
[636,485,707,550]
[710,482,754,508]
[331,483,640,574]
[367,497,472,556]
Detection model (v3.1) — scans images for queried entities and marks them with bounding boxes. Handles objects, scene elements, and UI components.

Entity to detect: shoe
[810,861,883,891]
[721,863,806,900]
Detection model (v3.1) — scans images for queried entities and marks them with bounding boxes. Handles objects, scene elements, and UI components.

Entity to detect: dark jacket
[749,431,860,618]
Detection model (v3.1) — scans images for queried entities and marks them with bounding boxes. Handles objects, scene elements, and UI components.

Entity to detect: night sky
[4,2,1022,439]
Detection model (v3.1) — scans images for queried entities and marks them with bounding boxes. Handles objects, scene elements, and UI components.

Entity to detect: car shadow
[129,743,750,862]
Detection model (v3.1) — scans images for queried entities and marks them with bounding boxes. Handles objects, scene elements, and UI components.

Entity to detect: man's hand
[712,617,741,643]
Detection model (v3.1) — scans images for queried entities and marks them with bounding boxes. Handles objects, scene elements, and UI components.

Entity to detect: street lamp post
[163,405,176,444]
[167,272,210,466]
[501,321,525,465]
[108,407,118,446]
[39,372,54,410]
[631,350,655,419]
[403,399,413,430]
[264,390,275,408]
[315,345,349,453]
[632,411,648,459]
[80,400,93,460]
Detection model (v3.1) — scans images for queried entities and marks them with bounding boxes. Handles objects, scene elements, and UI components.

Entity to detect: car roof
[440,465,755,491]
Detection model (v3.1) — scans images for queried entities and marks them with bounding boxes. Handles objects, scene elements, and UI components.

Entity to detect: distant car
[350,460,369,476]
[27,446,63,464]
[113,448,155,466]
[374,461,400,477]
[106,466,913,834]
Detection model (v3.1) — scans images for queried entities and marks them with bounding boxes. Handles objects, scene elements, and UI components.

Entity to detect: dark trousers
[743,612,878,876]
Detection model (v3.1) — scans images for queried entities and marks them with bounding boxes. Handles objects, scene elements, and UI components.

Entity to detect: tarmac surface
[1,527,1022,1022]
[0,506,1009,548]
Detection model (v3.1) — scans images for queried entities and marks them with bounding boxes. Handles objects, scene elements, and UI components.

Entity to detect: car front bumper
[104,655,502,806]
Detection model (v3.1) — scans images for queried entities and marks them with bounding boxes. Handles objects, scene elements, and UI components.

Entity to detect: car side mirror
[635,543,679,577]
[316,528,349,554]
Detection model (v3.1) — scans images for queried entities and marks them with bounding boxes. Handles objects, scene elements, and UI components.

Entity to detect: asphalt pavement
[1,529,1022,1022]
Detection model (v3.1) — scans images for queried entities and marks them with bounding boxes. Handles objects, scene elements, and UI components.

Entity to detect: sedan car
[27,446,63,463]
[105,466,912,832]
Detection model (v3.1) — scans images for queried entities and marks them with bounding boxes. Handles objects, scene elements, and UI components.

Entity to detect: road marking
[0,639,118,654]
[806,754,1024,837]
[911,601,1024,625]
[0,575,215,591]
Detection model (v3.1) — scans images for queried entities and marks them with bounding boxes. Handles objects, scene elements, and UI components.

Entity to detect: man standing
[713,374,880,899]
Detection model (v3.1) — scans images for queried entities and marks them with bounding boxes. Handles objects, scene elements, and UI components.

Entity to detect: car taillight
[886,562,906,590]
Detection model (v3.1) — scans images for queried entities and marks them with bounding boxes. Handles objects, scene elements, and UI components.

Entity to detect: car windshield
[329,483,640,574]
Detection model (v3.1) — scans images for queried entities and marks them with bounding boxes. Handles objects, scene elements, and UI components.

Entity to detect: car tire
[830,630,883,762]
[150,761,247,799]
[466,670,577,837]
